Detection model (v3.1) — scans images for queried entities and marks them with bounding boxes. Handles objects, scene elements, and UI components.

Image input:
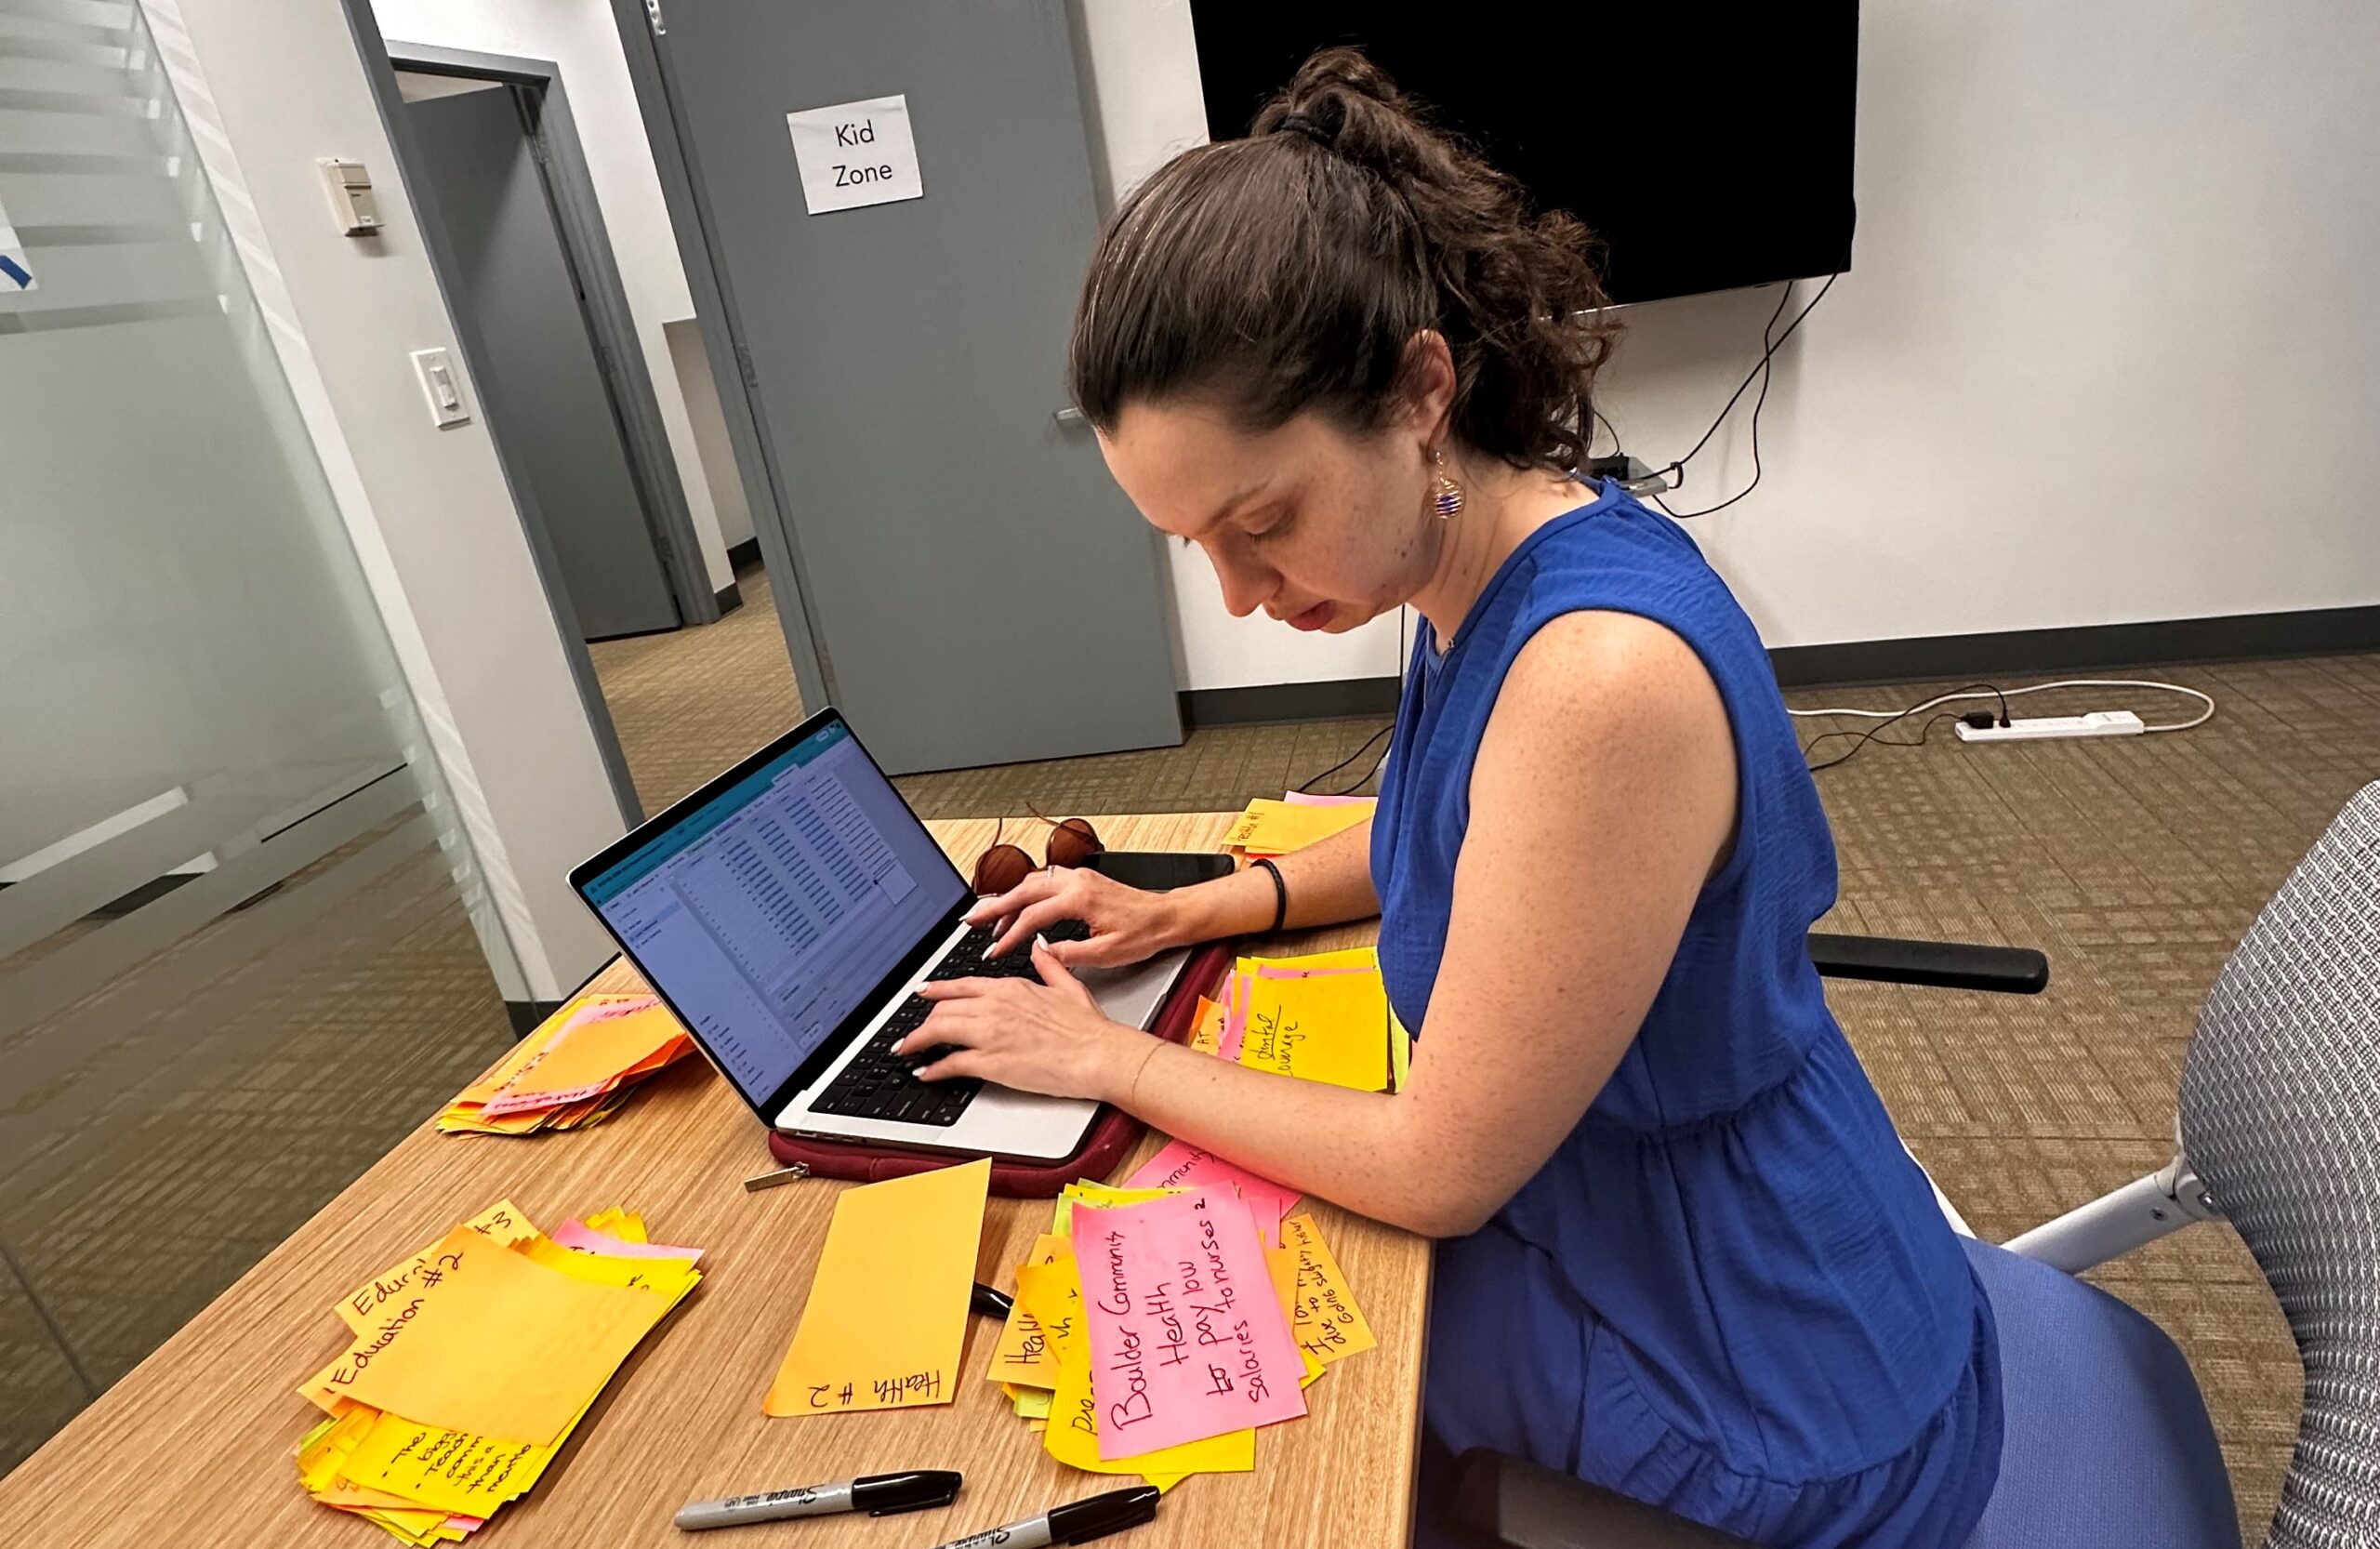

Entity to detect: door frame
[381,40,721,637]
[602,0,831,714]
[334,6,642,823]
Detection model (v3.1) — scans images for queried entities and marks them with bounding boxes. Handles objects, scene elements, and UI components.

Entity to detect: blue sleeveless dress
[1374,483,2003,1547]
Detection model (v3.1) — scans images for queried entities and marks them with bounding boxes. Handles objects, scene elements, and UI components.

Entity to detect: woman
[905,48,2001,1548]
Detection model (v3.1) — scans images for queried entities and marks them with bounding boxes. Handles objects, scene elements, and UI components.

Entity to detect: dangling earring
[1428,445,1465,520]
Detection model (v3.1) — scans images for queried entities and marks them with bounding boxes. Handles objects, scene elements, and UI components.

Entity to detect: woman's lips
[1287,601,1334,631]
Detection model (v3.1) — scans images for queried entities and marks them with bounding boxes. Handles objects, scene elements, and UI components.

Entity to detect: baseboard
[506,998,564,1039]
[713,580,743,616]
[1167,605,2380,726]
[726,536,762,574]
[1768,603,2380,689]
[1180,676,1402,728]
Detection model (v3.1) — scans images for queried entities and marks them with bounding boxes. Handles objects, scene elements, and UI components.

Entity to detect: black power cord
[1800,682,2011,774]
[1298,722,1394,797]
[1593,272,1837,520]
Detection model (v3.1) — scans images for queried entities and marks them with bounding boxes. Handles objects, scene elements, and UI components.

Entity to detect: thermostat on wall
[317,158,382,236]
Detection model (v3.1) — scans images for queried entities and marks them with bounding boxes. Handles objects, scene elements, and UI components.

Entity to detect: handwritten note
[1043,1339,1252,1487]
[336,1201,540,1334]
[1075,1191,1307,1459]
[1186,996,1224,1057]
[1124,1141,1300,1246]
[1237,970,1392,1092]
[764,1158,989,1417]
[1274,1214,1376,1366]
[300,1224,677,1443]
[1222,799,1373,854]
[985,1234,1073,1389]
[334,1399,589,1517]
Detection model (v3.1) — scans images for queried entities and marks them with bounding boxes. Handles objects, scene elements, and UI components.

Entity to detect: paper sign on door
[785,94,924,214]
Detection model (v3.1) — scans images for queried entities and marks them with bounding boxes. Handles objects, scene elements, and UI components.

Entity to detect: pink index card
[549,1220,702,1262]
[1125,1141,1300,1247]
[1281,791,1374,808]
[1215,973,1252,1064]
[1078,1190,1307,1459]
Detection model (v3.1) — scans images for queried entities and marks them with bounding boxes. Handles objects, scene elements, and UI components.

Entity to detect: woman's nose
[1206,546,1272,619]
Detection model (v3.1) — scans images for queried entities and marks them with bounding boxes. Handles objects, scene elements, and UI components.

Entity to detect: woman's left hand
[901,938,1150,1102]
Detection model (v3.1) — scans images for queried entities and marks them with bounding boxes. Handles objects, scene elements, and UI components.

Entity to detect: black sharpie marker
[927,1485,1159,1549]
[674,1470,960,1530]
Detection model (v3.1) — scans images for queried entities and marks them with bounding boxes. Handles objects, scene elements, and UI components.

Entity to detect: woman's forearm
[1101,1038,1475,1238]
[1167,819,1380,945]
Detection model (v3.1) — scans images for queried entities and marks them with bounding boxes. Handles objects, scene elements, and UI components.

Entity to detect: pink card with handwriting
[1077,1190,1307,1459]
[1123,1141,1300,1247]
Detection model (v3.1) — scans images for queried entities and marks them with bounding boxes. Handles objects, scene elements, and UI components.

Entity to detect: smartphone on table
[1084,851,1236,892]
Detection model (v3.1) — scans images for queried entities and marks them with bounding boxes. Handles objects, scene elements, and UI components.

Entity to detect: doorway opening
[389,47,710,644]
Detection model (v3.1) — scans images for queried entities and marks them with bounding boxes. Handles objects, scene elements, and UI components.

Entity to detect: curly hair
[1069,46,1620,473]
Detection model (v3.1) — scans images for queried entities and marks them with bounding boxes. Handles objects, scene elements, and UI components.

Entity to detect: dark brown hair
[1068,46,1620,473]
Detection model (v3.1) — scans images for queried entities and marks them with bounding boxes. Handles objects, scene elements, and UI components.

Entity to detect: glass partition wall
[1,0,523,1469]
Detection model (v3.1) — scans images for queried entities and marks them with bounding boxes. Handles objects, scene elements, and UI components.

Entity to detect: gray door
[405,86,681,641]
[653,0,1182,773]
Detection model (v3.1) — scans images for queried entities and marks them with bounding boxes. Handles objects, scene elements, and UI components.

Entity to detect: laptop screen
[577,717,969,1111]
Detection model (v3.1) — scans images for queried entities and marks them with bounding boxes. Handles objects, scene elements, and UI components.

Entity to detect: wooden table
[0,814,1431,1547]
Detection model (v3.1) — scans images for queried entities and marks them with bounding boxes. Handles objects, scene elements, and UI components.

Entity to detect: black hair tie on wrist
[1251,857,1289,935]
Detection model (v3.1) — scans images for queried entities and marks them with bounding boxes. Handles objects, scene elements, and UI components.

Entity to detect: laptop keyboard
[808,919,1091,1128]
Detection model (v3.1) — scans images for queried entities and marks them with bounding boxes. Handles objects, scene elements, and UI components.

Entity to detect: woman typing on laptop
[901,49,2001,1549]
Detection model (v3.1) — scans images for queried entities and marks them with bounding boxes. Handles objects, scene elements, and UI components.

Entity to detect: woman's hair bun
[1071,46,1619,473]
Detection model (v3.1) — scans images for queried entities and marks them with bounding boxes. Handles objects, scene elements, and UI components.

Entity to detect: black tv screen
[1188,6,1858,305]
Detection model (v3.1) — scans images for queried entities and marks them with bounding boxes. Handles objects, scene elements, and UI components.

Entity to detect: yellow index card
[1238,971,1391,1092]
[302,1223,676,1444]
[1222,799,1372,854]
[1390,1007,1412,1092]
[513,1236,701,1299]
[1276,1213,1377,1366]
[335,1201,541,1334]
[581,1207,646,1243]
[1013,1255,1085,1370]
[764,1158,991,1417]
[985,1234,1073,1389]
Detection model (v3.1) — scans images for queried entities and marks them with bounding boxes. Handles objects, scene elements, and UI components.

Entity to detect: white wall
[371,0,737,593]
[151,0,628,1000]
[665,318,756,552]
[1078,0,2380,682]
[1076,0,1407,692]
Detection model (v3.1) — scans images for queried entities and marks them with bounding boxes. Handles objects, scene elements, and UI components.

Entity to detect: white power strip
[1954,709,2147,743]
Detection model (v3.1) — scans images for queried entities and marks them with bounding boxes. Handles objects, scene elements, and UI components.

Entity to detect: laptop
[568,707,1189,1161]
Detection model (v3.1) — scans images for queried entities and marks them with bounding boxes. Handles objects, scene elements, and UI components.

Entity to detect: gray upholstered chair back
[2178,781,2380,1549]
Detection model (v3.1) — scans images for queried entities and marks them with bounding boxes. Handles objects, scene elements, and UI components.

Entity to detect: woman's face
[1099,397,1440,635]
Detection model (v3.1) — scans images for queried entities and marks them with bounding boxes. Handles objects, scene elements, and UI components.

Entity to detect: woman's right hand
[968,866,1185,970]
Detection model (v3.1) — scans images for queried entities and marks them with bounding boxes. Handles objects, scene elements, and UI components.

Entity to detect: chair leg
[2001,1156,2218,1274]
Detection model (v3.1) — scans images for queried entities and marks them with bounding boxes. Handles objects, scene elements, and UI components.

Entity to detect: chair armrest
[1806,931,2049,994]
[1446,1449,1759,1549]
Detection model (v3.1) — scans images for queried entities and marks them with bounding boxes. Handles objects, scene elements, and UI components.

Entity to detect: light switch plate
[409,347,470,429]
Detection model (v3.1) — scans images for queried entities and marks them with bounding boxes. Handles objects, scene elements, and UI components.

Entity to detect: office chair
[1442,782,2380,1549]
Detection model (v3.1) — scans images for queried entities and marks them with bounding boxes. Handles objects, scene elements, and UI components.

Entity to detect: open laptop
[568,707,1189,1162]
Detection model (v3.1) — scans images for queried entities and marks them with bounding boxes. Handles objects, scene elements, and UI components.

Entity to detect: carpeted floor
[11,551,2365,1542]
[594,564,2375,1543]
